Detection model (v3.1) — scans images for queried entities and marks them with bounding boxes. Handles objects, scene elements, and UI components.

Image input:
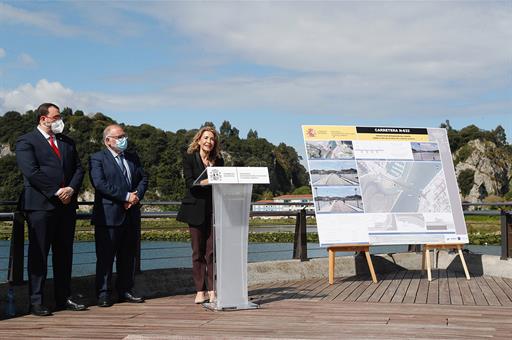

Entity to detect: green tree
[457,169,475,197]
[247,129,258,139]
[292,186,312,195]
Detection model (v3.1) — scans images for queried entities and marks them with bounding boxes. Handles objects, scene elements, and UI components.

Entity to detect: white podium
[203,167,269,310]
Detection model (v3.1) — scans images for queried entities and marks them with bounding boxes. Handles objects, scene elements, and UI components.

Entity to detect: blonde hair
[187,126,220,160]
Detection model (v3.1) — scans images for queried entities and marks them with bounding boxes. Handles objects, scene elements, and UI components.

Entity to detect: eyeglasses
[108,135,127,139]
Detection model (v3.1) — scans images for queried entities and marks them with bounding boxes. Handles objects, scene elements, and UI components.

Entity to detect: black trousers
[189,219,214,292]
[94,215,139,299]
[26,206,76,306]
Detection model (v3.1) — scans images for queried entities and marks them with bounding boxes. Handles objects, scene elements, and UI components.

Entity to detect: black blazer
[16,129,84,211]
[177,152,224,226]
[89,149,149,226]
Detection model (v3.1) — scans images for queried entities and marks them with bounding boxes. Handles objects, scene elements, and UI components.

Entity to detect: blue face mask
[115,137,128,151]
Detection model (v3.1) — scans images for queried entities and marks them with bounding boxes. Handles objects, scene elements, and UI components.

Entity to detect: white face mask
[50,119,65,134]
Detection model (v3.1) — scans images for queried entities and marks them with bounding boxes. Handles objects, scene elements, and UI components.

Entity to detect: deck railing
[1,200,511,286]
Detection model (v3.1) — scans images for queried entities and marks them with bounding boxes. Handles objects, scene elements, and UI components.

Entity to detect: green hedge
[467,232,501,245]
[71,231,499,245]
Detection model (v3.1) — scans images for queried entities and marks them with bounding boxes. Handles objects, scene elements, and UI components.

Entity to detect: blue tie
[118,154,131,186]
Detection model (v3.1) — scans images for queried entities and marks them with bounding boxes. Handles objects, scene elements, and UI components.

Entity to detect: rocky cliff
[454,139,511,201]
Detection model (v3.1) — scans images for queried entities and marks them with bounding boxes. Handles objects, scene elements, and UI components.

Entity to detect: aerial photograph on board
[309,160,359,186]
[411,142,441,161]
[314,186,363,213]
[306,141,354,160]
[357,161,451,213]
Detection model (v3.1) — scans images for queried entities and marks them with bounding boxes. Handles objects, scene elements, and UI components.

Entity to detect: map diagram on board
[302,126,468,246]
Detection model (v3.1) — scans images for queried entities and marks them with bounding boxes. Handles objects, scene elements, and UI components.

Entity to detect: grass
[0,215,503,245]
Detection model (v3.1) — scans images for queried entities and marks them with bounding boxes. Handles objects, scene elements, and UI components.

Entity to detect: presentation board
[302,125,468,246]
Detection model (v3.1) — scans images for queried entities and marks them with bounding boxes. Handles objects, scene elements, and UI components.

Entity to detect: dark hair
[36,103,60,124]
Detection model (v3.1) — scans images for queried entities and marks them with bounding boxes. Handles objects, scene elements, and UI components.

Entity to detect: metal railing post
[501,210,511,260]
[7,211,25,285]
[293,208,308,261]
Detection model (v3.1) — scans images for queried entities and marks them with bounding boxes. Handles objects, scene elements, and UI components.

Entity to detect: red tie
[49,135,61,159]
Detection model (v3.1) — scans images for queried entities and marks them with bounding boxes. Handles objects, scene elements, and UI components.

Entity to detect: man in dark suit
[89,124,148,307]
[16,103,85,316]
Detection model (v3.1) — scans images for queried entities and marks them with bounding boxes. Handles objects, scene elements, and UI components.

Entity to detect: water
[0,240,501,282]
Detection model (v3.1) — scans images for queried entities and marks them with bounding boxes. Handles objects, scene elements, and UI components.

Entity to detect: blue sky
[1,1,511,161]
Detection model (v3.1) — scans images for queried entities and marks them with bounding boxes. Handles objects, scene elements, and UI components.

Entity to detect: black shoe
[56,299,87,311]
[30,304,52,316]
[97,296,113,307]
[119,292,145,303]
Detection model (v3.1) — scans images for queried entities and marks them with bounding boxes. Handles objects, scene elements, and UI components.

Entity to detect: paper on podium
[207,167,269,184]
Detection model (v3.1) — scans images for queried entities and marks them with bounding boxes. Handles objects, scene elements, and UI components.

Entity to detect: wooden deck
[2,270,512,339]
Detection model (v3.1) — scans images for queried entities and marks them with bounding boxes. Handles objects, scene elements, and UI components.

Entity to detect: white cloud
[0,48,5,58]
[1,2,510,135]
[0,79,94,113]
[0,3,82,37]
[0,2,145,42]
[129,2,512,81]
[108,1,511,122]
[18,53,36,67]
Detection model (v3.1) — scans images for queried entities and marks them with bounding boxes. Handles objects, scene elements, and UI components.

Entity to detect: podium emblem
[210,168,222,182]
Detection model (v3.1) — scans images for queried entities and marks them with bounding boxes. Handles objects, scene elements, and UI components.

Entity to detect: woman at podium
[177,126,224,304]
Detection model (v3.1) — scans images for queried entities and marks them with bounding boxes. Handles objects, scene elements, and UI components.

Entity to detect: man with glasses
[89,124,148,307]
[16,103,85,316]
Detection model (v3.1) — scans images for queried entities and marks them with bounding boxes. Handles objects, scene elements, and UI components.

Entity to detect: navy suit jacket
[16,129,84,211]
[89,149,148,226]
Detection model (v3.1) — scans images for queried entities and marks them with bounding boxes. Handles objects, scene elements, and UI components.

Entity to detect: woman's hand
[200,179,209,185]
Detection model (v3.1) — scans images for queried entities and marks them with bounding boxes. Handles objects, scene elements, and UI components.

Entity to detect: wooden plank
[483,276,512,306]
[391,270,414,303]
[487,277,512,306]
[380,271,407,303]
[344,278,373,302]
[457,273,476,305]
[402,270,422,304]
[426,269,440,304]
[492,276,512,306]
[502,277,512,291]
[249,279,289,299]
[272,279,318,302]
[3,291,512,340]
[447,270,463,305]
[474,275,501,306]
[3,295,512,339]
[5,277,512,340]
[355,276,384,302]
[322,276,356,302]
[291,278,326,299]
[251,280,301,304]
[438,269,451,305]
[415,271,429,304]
[367,272,398,303]
[309,276,346,301]
[332,279,364,301]
[305,279,335,300]
[467,275,488,306]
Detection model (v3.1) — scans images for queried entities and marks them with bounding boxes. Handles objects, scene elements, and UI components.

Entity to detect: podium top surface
[207,167,270,184]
